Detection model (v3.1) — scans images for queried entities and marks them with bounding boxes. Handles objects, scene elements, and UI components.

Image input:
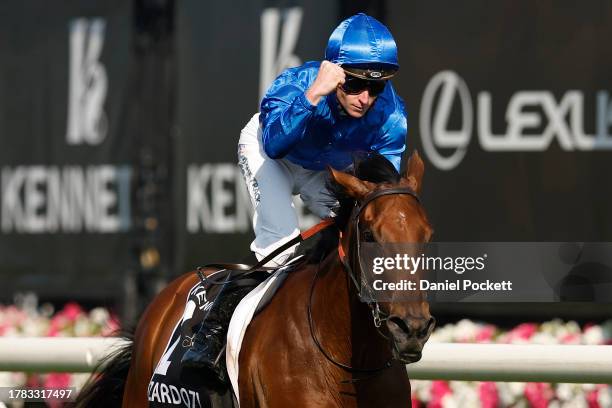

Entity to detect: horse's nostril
[388,316,411,335]
[419,317,436,338]
[388,316,436,339]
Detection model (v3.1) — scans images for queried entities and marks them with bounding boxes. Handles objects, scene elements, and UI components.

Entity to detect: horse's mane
[303,152,401,263]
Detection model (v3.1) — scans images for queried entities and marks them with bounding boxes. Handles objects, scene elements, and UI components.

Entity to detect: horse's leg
[122,272,200,407]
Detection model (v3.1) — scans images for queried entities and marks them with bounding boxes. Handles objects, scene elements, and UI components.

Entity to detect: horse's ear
[328,166,374,199]
[403,150,425,194]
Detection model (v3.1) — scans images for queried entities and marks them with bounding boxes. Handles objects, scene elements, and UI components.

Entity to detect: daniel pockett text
[360,242,612,303]
[368,252,512,297]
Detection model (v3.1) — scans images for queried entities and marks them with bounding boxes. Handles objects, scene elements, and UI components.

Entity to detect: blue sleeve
[259,71,317,159]
[375,110,407,172]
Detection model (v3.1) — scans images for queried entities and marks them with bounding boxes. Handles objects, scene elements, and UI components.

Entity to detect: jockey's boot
[180,286,252,392]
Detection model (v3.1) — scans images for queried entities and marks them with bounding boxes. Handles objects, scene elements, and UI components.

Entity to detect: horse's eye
[362,230,376,242]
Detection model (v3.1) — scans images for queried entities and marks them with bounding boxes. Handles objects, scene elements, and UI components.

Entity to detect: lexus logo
[419,71,473,171]
[420,70,612,170]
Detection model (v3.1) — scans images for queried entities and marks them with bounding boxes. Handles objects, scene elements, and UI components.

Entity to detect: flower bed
[0,301,119,407]
[411,319,612,407]
[0,302,611,407]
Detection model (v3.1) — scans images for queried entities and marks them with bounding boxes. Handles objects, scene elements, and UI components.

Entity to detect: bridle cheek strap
[339,187,421,323]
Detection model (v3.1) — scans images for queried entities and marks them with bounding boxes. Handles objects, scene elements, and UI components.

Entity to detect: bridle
[308,185,421,376]
[343,186,421,327]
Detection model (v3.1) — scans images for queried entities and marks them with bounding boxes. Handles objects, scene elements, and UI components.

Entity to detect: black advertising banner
[0,1,133,300]
[386,1,612,242]
[3,0,612,316]
[175,0,340,273]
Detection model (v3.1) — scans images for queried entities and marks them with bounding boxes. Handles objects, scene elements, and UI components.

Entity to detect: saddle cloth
[225,256,301,404]
[147,261,297,407]
[147,257,298,407]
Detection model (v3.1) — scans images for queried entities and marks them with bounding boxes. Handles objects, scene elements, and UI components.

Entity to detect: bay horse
[76,151,435,407]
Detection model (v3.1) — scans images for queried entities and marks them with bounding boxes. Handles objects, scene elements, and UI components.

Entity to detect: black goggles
[340,75,387,96]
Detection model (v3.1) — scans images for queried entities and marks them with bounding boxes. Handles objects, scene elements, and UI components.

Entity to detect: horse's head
[329,151,435,363]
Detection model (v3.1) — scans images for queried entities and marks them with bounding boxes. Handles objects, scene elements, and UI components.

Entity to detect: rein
[197,218,335,286]
[308,186,420,377]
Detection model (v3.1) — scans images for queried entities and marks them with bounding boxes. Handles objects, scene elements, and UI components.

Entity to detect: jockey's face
[336,87,377,118]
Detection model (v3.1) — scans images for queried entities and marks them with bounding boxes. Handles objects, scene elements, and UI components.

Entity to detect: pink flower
[44,372,71,389]
[524,383,553,408]
[476,325,496,343]
[411,396,422,408]
[47,316,67,337]
[44,373,72,408]
[561,333,580,344]
[101,315,120,336]
[60,302,83,321]
[501,323,538,343]
[428,381,451,408]
[586,388,600,408]
[4,305,27,326]
[478,382,498,408]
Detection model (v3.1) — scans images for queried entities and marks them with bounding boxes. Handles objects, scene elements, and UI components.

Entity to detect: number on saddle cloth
[147,268,269,407]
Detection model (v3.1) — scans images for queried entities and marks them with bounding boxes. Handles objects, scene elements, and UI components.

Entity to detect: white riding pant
[237,113,337,266]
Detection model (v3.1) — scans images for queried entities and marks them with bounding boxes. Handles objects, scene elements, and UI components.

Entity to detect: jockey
[181,13,407,389]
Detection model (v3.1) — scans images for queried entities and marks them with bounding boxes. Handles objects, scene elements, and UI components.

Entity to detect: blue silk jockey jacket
[259,61,407,172]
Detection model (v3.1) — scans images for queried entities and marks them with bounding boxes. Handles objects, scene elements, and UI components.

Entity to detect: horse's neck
[314,252,392,369]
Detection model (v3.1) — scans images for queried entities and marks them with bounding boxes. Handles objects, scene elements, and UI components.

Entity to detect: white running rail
[0,338,611,384]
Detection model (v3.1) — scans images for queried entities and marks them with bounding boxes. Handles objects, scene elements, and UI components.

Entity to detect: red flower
[502,323,538,343]
[478,382,498,408]
[476,325,496,343]
[428,380,451,408]
[60,302,83,322]
[524,383,553,408]
[44,373,72,408]
[586,388,600,408]
[560,333,580,344]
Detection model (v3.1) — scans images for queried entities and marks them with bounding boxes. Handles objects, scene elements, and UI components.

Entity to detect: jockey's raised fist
[305,61,345,106]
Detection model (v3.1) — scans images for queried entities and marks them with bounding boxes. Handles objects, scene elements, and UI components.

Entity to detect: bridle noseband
[308,185,421,376]
[342,187,421,327]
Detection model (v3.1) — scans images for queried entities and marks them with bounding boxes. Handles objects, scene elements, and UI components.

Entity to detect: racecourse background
[1,0,610,321]
[0,2,611,406]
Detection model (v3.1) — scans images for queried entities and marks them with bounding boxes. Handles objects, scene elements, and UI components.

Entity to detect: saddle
[148,221,334,406]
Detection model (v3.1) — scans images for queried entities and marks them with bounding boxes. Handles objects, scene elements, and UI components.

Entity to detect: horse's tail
[74,330,134,408]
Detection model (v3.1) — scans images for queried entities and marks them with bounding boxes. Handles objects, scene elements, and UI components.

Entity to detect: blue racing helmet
[325,13,398,79]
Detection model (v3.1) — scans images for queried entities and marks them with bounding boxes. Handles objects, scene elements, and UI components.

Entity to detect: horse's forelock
[352,151,401,185]
[329,152,401,222]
